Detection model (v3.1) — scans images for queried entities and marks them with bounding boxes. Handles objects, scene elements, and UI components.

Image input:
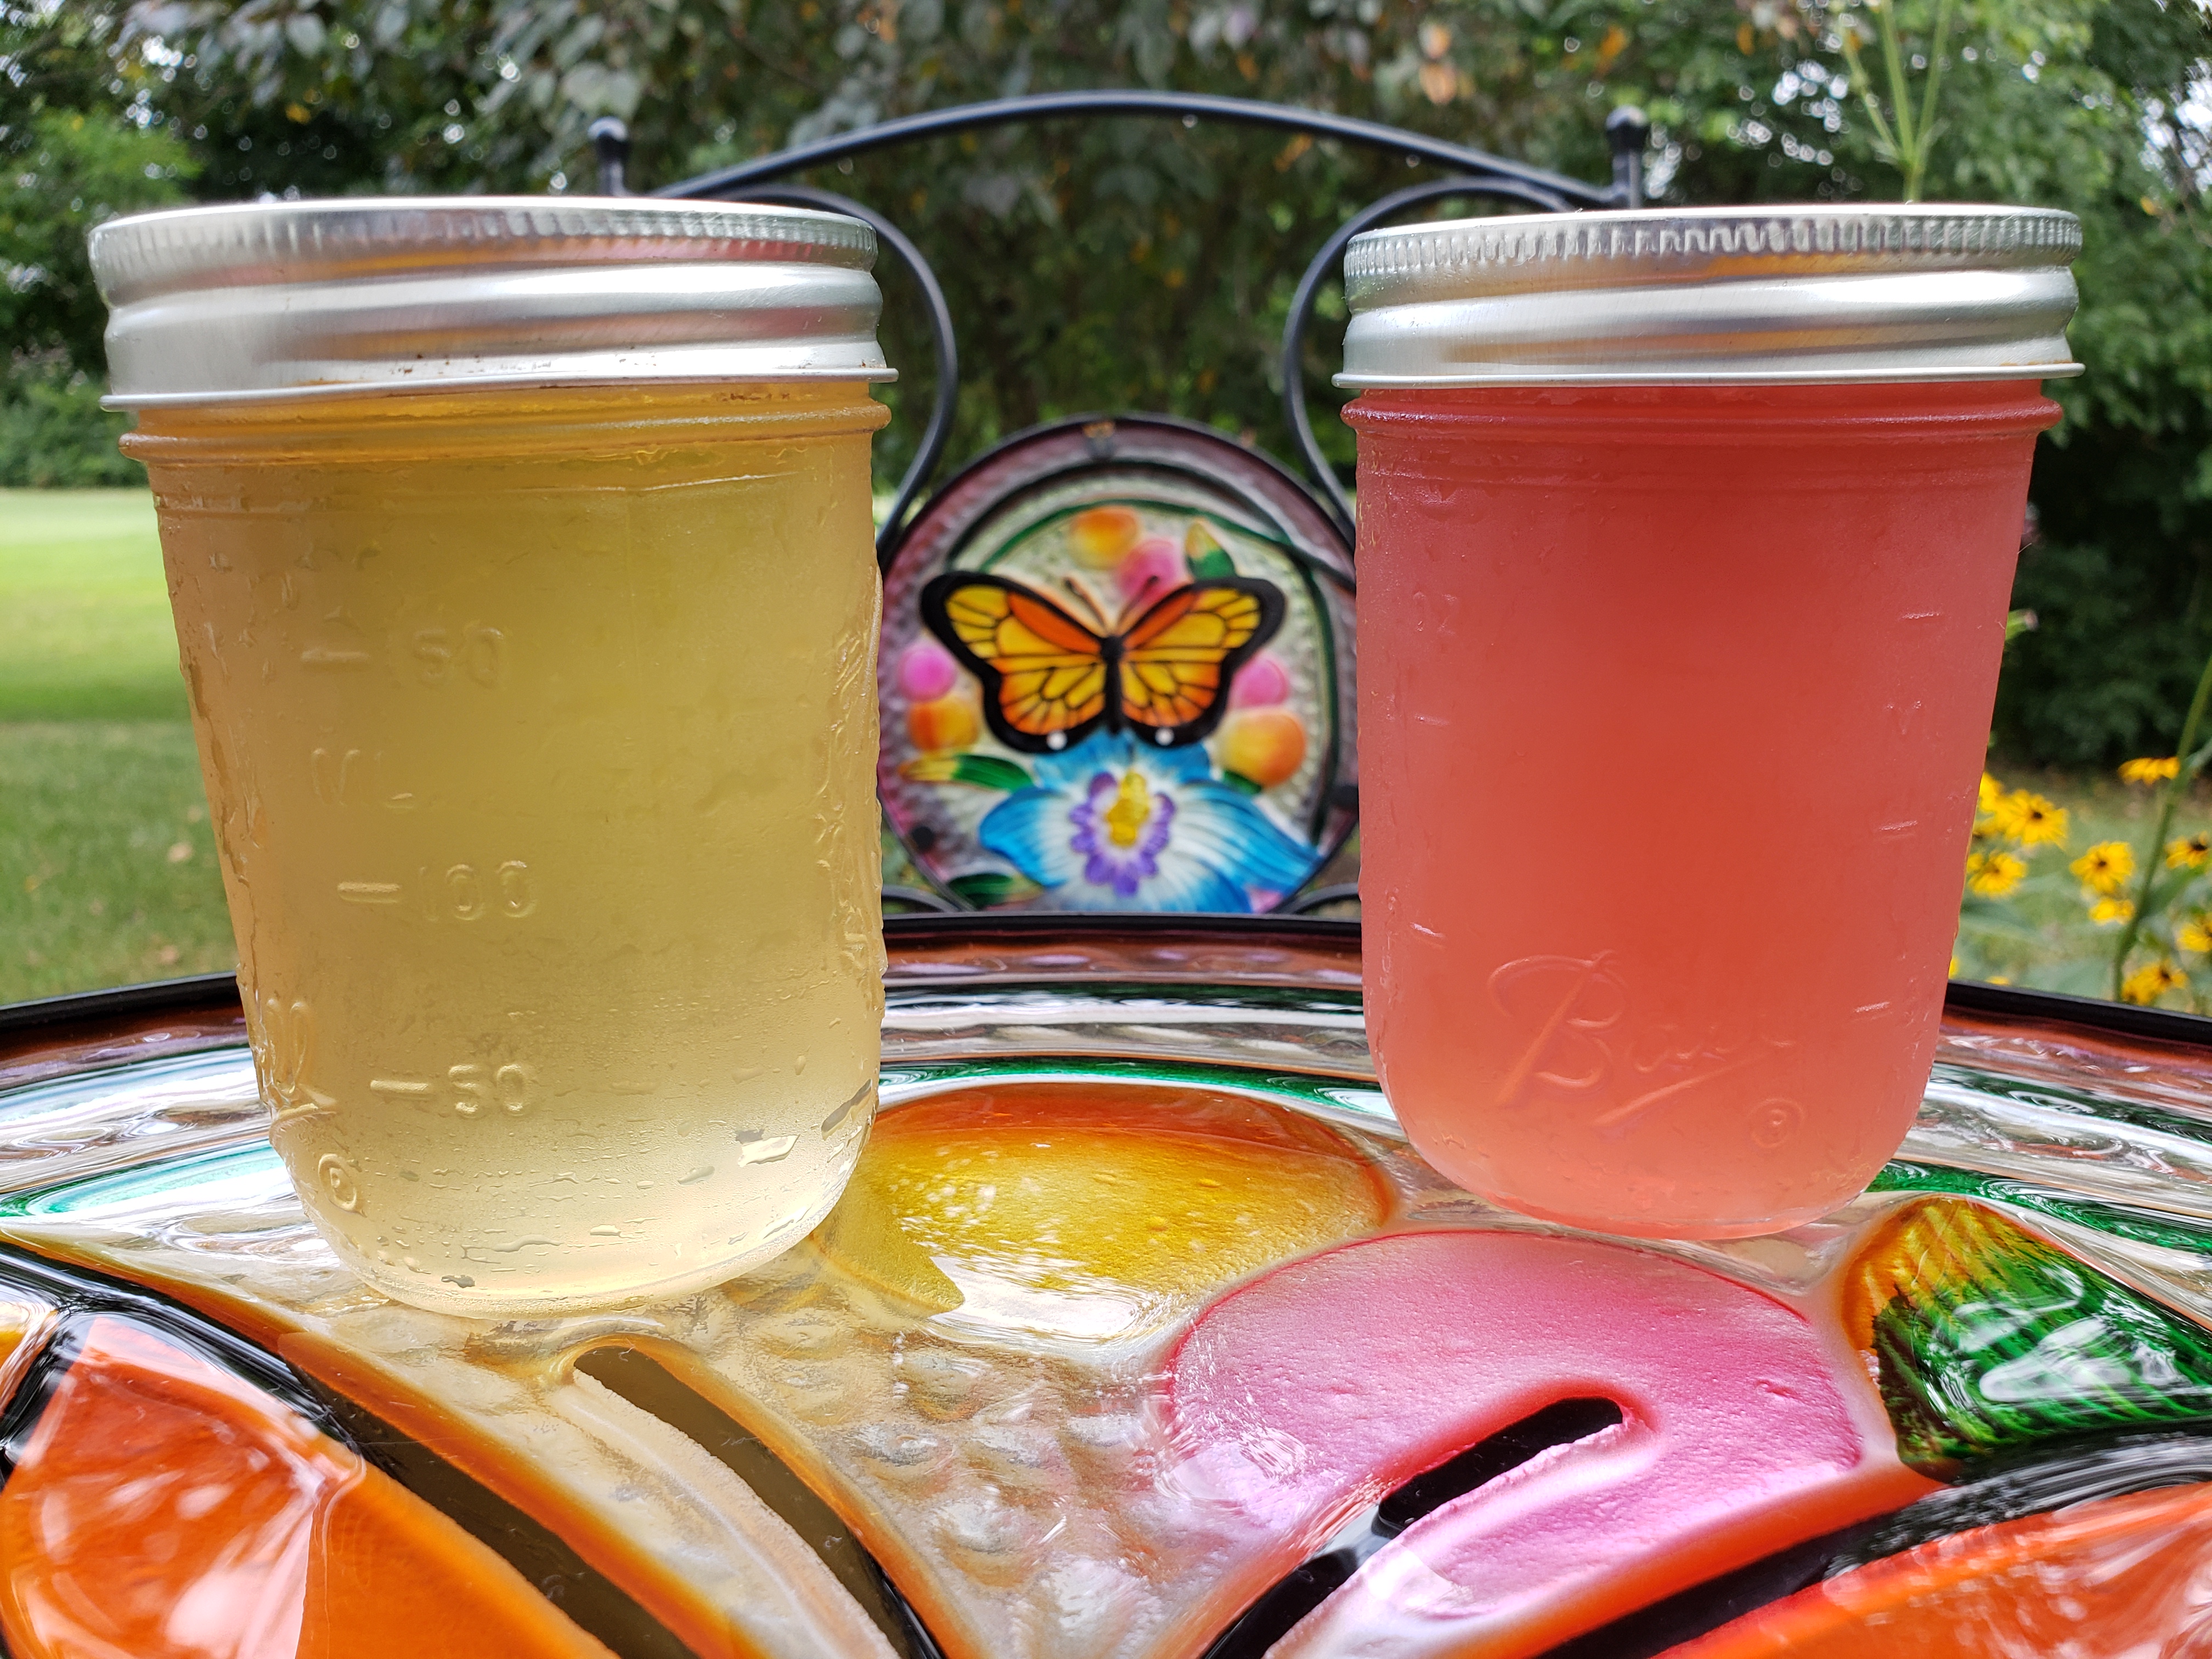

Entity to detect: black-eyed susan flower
[2120,755,2181,785]
[2123,960,2188,1005]
[1965,849,2027,898]
[2091,896,2137,926]
[2168,832,2212,871]
[1991,789,2068,847]
[2180,916,2212,954]
[2072,840,2136,895]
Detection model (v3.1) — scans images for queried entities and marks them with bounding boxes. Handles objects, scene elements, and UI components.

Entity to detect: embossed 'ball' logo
[317,1152,362,1212]
[1750,1098,1804,1150]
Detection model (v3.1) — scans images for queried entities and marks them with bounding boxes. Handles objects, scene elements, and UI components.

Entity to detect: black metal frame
[589,91,1649,559]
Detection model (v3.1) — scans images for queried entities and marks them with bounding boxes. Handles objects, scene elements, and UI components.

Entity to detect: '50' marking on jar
[370,1062,533,1118]
[1487,952,1790,1132]
[414,624,506,687]
[298,622,506,686]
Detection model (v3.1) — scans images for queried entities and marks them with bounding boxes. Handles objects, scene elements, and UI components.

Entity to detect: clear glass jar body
[128,383,889,1313]
[1348,382,2058,1239]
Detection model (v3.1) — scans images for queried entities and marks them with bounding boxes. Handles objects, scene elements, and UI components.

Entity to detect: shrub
[0,355,140,488]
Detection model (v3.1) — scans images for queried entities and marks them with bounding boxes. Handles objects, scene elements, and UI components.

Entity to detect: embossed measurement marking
[413,624,506,688]
[249,994,334,1127]
[420,861,537,921]
[369,1063,533,1117]
[334,863,538,919]
[312,747,415,810]
[297,623,507,683]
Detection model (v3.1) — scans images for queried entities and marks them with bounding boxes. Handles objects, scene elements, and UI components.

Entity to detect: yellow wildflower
[2181,916,2212,953]
[2122,961,2188,1005]
[1990,789,2068,847]
[2091,897,2137,926]
[1978,772,2002,814]
[2072,840,2137,895]
[2120,755,2181,785]
[1948,953,1960,977]
[2169,832,2212,871]
[1965,849,2027,898]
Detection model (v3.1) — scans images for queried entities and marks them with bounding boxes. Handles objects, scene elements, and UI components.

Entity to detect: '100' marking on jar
[1487,952,1792,1133]
[334,862,537,918]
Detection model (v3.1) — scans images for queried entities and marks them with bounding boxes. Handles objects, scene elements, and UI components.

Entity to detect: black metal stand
[589,91,1650,561]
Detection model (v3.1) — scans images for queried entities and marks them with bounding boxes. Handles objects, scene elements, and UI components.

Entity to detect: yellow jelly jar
[90,200,896,1316]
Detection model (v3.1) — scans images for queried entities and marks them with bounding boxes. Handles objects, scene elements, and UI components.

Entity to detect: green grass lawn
[1,488,234,1002]
[2,489,190,721]
[3,721,236,996]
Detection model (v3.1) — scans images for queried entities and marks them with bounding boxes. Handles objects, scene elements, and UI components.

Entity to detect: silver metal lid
[89,197,893,407]
[1336,205,2082,387]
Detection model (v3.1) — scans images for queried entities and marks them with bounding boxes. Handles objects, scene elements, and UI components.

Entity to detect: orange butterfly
[918,571,1286,755]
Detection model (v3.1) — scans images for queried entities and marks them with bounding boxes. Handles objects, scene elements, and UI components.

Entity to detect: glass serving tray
[2,919,2210,1659]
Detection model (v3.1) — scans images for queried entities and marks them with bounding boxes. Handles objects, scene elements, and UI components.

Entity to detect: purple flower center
[1067,769,1176,897]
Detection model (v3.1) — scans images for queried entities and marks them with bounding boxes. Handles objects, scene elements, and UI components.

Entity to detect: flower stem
[2112,640,2212,997]
[1875,0,1921,198]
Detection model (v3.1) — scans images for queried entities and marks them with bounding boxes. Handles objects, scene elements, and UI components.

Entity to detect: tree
[1,1,198,482]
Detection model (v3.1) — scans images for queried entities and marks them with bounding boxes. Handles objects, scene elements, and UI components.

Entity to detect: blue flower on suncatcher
[978,733,1313,912]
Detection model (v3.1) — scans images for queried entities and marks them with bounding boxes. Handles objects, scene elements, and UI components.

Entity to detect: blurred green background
[1,490,234,997]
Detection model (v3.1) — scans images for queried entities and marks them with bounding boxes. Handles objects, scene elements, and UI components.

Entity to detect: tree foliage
[4,0,2209,759]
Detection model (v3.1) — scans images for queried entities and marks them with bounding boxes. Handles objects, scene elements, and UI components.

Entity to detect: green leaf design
[1846,1198,2212,1476]
[1187,547,1239,581]
[1220,769,1263,796]
[904,752,1035,791]
[950,753,1033,792]
[948,871,1043,908]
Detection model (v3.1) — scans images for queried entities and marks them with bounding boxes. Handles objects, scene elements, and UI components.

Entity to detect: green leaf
[951,753,1033,792]
[1852,1199,2212,1476]
[1220,769,1263,795]
[898,752,1034,791]
[947,871,1042,908]
[1187,548,1238,581]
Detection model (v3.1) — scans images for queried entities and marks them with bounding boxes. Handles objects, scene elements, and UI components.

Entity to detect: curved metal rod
[656,90,1616,209]
[1279,882,1360,916]
[698,182,961,566]
[882,884,962,915]
[1280,177,1571,540]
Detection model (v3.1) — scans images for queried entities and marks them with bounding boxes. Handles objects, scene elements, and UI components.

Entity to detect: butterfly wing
[918,573,1113,754]
[1118,579,1288,747]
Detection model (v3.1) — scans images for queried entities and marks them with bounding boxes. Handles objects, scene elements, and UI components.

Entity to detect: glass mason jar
[1338,206,2081,1238]
[90,200,894,1313]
